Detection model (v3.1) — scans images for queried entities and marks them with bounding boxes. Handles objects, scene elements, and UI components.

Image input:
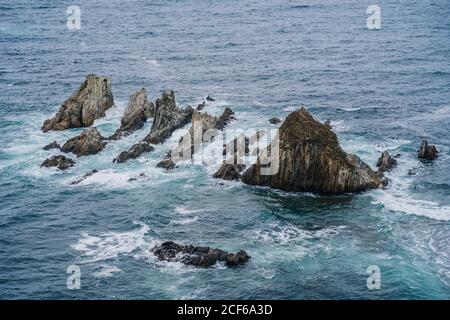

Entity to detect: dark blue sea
[1,0,449,299]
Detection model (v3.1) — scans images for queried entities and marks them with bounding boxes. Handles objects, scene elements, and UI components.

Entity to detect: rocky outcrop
[42,74,114,132]
[377,151,397,172]
[113,142,154,163]
[109,88,154,140]
[70,169,98,185]
[213,163,246,181]
[151,241,250,268]
[269,117,282,124]
[43,141,61,151]
[215,107,235,130]
[143,90,194,144]
[41,155,75,170]
[61,128,107,157]
[418,139,438,160]
[240,108,383,194]
[156,158,176,170]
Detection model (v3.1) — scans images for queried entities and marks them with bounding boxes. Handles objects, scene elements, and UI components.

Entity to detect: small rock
[61,127,107,157]
[156,158,176,170]
[196,102,206,110]
[113,142,154,163]
[41,155,75,170]
[151,241,250,268]
[376,151,398,172]
[418,139,438,160]
[127,173,148,182]
[206,95,215,102]
[43,141,61,151]
[215,107,235,130]
[269,117,282,125]
[70,169,98,185]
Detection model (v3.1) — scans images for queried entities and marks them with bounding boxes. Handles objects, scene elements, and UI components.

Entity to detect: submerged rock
[143,90,194,144]
[70,169,98,185]
[43,141,61,151]
[418,139,438,160]
[113,142,154,163]
[61,127,107,157]
[127,173,148,182]
[109,88,154,140]
[240,107,383,194]
[269,117,282,124]
[41,155,75,170]
[42,74,114,132]
[151,241,250,268]
[376,151,398,172]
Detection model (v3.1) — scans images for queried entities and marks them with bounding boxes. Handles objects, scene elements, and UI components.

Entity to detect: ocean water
[0,0,449,299]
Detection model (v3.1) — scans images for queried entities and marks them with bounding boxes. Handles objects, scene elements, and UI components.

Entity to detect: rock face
[240,108,383,194]
[61,128,107,157]
[113,142,154,163]
[213,163,246,181]
[376,151,397,172]
[143,90,194,144]
[42,74,114,132]
[418,139,438,160]
[43,141,61,151]
[41,155,75,170]
[70,169,98,185]
[151,241,250,268]
[109,88,154,140]
[269,117,282,124]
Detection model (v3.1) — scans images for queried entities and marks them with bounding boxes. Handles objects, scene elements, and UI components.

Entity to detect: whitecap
[92,265,122,278]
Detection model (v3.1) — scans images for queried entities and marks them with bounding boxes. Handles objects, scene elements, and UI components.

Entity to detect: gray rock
[376,151,398,172]
[206,95,215,102]
[42,74,114,132]
[269,117,282,124]
[43,141,61,151]
[213,162,246,181]
[41,155,75,170]
[109,88,154,140]
[418,139,438,160]
[113,141,154,163]
[151,241,250,268]
[61,127,107,157]
[241,107,383,194]
[143,90,194,144]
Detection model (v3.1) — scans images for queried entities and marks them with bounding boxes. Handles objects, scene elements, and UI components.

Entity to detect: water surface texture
[1,0,449,299]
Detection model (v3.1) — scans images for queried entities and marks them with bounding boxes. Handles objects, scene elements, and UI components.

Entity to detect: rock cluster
[151,241,250,268]
[109,88,154,140]
[41,155,75,170]
[42,74,114,132]
[239,108,383,194]
[61,127,107,157]
[418,139,438,160]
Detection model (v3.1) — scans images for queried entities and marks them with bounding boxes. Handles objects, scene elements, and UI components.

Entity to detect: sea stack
[240,107,383,194]
[42,74,114,132]
[418,139,438,161]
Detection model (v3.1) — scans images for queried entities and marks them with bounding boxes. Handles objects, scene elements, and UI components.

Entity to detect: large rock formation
[240,108,383,194]
[41,155,75,170]
[377,151,397,172]
[42,74,114,132]
[151,241,250,268]
[113,142,154,163]
[61,127,107,157]
[143,90,194,144]
[418,139,438,160]
[109,88,154,140]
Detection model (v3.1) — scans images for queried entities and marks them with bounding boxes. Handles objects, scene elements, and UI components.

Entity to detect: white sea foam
[92,265,122,278]
[170,216,200,225]
[174,206,203,215]
[337,107,361,112]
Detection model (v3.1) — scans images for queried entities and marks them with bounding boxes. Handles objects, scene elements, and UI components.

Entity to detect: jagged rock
[151,241,250,268]
[113,142,154,163]
[240,107,383,194]
[109,88,154,140]
[376,151,397,172]
[61,127,107,157]
[196,102,206,110]
[43,141,61,151]
[324,120,332,129]
[70,169,98,185]
[418,139,438,160]
[156,158,176,170]
[213,162,246,181]
[143,90,194,144]
[41,155,75,170]
[269,117,282,124]
[42,74,114,132]
[206,95,215,102]
[215,107,235,130]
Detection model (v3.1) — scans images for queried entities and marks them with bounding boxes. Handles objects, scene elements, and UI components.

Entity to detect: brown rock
[376,151,397,172]
[42,74,114,132]
[61,127,107,157]
[43,141,61,151]
[418,139,438,160]
[41,155,75,170]
[113,142,154,163]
